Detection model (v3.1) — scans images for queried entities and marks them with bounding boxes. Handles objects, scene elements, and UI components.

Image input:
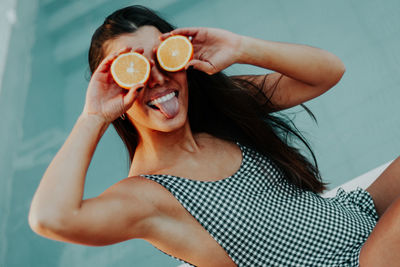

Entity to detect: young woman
[29,5,400,267]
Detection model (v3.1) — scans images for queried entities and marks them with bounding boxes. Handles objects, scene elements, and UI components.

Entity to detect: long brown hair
[88,5,327,193]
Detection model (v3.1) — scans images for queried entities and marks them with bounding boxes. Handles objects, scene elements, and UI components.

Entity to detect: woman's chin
[157,117,188,133]
[144,112,188,133]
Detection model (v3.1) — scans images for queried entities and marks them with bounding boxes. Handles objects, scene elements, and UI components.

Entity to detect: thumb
[185,59,216,75]
[123,84,144,108]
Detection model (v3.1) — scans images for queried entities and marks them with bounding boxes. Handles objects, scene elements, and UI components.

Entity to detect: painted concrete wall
[1,0,399,266]
[0,0,17,95]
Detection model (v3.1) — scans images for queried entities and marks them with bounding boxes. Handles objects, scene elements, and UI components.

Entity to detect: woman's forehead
[104,26,162,56]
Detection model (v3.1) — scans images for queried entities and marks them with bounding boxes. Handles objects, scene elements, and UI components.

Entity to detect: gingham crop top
[141,142,378,266]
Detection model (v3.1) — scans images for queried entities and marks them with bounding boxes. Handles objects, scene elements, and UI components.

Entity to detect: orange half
[157,35,193,72]
[111,52,150,89]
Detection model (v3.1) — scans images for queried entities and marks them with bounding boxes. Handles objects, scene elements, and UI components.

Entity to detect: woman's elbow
[331,55,346,86]
[28,216,55,238]
[336,58,346,81]
[321,55,345,90]
[28,207,69,238]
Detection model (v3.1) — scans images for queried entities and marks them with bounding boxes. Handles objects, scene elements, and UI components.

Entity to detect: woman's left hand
[160,27,243,75]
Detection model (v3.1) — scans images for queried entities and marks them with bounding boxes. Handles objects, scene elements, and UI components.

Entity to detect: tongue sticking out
[154,97,179,119]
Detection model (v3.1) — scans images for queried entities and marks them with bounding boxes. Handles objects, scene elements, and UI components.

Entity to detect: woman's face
[104,26,189,134]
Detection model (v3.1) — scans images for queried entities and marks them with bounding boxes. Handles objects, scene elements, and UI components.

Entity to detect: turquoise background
[1,0,399,266]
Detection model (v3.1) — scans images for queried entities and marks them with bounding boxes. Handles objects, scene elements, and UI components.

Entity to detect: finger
[119,46,133,54]
[185,59,215,75]
[114,46,134,60]
[171,27,200,37]
[124,83,144,107]
[97,47,128,73]
[96,52,119,73]
[160,27,200,40]
[131,47,144,54]
[148,58,156,68]
[159,32,172,40]
[97,46,138,74]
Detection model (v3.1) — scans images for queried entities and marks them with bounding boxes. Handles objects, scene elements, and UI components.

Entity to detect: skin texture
[359,156,400,266]
[27,25,400,266]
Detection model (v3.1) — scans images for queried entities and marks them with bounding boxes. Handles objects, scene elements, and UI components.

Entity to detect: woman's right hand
[82,47,145,123]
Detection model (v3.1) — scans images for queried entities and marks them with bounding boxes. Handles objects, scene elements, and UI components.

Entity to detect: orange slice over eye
[157,35,193,72]
[110,52,150,89]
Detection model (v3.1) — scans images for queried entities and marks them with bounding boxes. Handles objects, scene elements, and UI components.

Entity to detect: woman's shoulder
[113,175,186,209]
[115,175,201,228]
[195,133,242,158]
[194,132,238,149]
[112,175,169,197]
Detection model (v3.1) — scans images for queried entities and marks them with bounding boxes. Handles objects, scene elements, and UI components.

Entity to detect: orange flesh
[157,35,193,72]
[111,52,150,89]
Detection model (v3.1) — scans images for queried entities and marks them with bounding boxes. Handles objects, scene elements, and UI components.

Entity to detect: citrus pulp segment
[157,35,193,72]
[110,52,150,89]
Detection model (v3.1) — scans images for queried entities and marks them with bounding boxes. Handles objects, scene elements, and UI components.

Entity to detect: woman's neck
[129,122,206,176]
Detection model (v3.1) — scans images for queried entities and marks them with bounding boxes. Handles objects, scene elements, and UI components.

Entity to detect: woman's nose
[146,59,168,88]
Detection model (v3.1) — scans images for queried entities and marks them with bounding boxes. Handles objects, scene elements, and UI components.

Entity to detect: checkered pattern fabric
[141,142,378,266]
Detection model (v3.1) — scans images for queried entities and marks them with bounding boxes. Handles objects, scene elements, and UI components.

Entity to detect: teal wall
[1,0,399,266]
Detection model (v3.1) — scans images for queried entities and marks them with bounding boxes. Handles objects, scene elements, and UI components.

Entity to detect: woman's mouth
[147,90,179,110]
[146,90,180,119]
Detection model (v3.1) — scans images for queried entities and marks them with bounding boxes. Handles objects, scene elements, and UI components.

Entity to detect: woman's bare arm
[233,38,345,111]
[28,48,150,245]
[28,114,107,232]
[28,114,155,245]
[162,27,345,112]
